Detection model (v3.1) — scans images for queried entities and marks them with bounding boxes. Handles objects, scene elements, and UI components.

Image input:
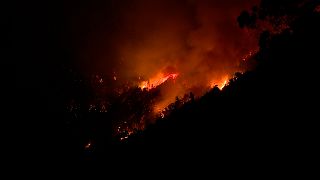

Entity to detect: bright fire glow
[85,142,91,149]
[220,80,228,89]
[139,73,178,90]
[210,76,229,90]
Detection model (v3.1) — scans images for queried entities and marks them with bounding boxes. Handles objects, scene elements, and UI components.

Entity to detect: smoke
[72,0,259,109]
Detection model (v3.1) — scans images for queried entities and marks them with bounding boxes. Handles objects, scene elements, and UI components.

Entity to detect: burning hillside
[14,0,320,163]
[64,0,302,140]
[63,0,267,141]
[139,73,179,90]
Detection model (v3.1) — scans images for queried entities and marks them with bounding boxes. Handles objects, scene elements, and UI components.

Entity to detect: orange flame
[139,73,178,90]
[210,76,229,90]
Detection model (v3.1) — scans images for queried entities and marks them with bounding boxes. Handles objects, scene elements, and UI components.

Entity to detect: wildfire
[119,130,135,141]
[219,80,228,89]
[242,49,258,61]
[85,141,92,149]
[210,76,229,90]
[139,73,178,90]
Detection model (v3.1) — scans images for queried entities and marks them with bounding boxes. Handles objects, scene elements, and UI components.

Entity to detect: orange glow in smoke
[139,73,178,90]
[210,76,229,90]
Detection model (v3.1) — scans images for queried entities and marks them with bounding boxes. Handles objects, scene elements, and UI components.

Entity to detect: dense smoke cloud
[70,0,259,109]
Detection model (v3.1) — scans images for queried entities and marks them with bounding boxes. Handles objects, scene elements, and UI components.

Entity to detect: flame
[85,142,91,149]
[139,73,178,90]
[220,79,228,89]
[210,76,229,90]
